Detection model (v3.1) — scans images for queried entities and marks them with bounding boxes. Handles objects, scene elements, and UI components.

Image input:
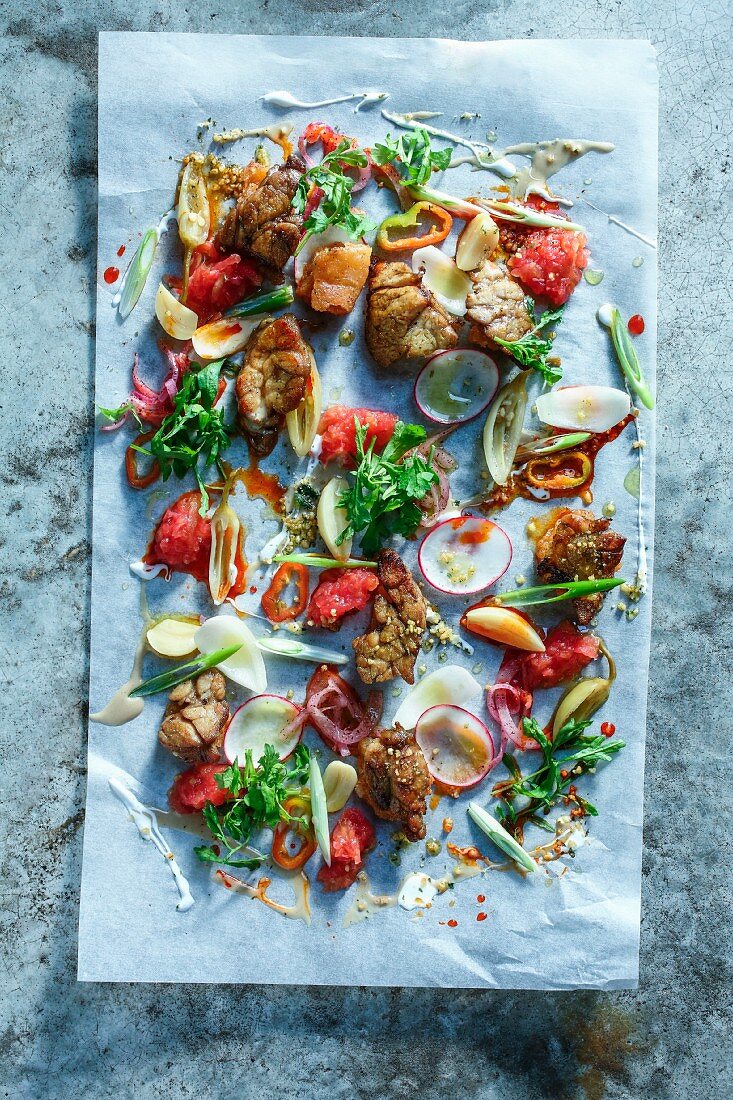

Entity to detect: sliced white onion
[415,705,496,788]
[316,475,351,561]
[155,282,198,340]
[223,694,303,764]
[393,665,483,730]
[286,360,322,458]
[194,615,267,692]
[455,211,500,272]
[192,315,263,360]
[414,349,499,425]
[412,246,471,317]
[535,385,631,433]
[418,515,512,595]
[146,617,200,659]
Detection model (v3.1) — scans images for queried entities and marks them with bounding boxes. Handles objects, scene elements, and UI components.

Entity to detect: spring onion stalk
[273,553,378,569]
[515,432,592,461]
[226,285,295,319]
[129,643,243,698]
[495,578,624,608]
[609,307,655,409]
[475,198,585,232]
[467,802,537,873]
[309,756,331,866]
[257,636,349,666]
[407,184,483,219]
[118,228,158,320]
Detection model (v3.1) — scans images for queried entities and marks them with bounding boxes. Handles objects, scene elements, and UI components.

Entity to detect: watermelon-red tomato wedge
[168,762,233,815]
[186,249,262,322]
[506,197,589,306]
[317,807,376,892]
[318,406,398,467]
[306,568,379,629]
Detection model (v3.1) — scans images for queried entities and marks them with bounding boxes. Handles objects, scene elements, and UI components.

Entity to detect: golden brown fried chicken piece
[534,508,626,625]
[297,240,372,315]
[353,549,427,685]
[365,260,460,368]
[236,314,313,456]
[354,726,432,842]
[466,259,533,349]
[158,671,229,764]
[215,153,305,277]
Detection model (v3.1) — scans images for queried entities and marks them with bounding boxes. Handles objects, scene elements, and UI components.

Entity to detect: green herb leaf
[495,302,565,383]
[495,578,624,608]
[97,402,144,430]
[293,139,377,249]
[373,128,452,186]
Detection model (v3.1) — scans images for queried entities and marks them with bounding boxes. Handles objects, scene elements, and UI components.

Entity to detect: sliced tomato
[145,490,212,583]
[318,406,398,467]
[306,567,379,630]
[168,763,233,815]
[261,562,310,623]
[317,807,376,892]
[186,248,262,322]
[301,122,354,158]
[498,620,599,694]
[507,198,589,307]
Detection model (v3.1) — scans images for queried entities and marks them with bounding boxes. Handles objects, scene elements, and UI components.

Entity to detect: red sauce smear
[628,314,645,336]
[103,266,120,284]
[447,919,458,928]
[477,912,488,922]
[117,244,126,257]
[236,458,286,516]
[456,522,491,546]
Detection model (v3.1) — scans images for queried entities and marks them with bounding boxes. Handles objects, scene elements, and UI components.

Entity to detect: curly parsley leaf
[372,128,452,186]
[293,139,377,250]
[494,301,565,385]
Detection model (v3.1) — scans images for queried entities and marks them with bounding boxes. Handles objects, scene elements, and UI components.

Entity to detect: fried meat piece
[365,260,459,368]
[215,153,305,277]
[534,508,626,625]
[353,549,427,685]
[235,314,313,455]
[158,671,229,764]
[297,240,372,315]
[354,726,432,842]
[466,259,533,349]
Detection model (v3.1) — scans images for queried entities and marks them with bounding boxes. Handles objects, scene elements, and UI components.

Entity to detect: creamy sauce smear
[582,198,657,248]
[261,90,389,111]
[89,587,150,726]
[216,868,311,924]
[213,123,293,146]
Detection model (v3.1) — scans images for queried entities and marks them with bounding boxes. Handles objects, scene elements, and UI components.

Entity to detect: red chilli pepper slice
[261,562,310,623]
[271,795,317,871]
[125,429,160,490]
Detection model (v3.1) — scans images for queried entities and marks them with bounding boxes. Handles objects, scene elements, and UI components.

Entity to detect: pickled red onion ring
[486,682,539,752]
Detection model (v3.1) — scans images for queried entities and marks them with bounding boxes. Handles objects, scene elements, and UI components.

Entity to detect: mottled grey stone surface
[1,2,731,1097]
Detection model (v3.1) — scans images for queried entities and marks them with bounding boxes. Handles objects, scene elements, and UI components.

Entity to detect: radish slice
[418,515,512,595]
[393,665,483,730]
[415,705,497,788]
[414,349,499,425]
[194,616,267,692]
[192,316,263,360]
[535,385,631,433]
[224,694,303,764]
[412,246,471,317]
[295,224,353,283]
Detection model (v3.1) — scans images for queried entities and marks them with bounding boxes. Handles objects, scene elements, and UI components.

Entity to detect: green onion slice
[273,553,378,569]
[309,756,331,866]
[226,285,294,319]
[118,227,159,320]
[257,636,349,666]
[515,432,592,461]
[609,307,654,409]
[494,578,624,608]
[478,199,585,232]
[129,643,243,698]
[467,802,537,873]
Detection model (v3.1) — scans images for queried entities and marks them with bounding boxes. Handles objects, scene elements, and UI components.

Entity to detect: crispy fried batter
[158,670,229,764]
[297,240,372,315]
[236,314,313,455]
[215,153,305,277]
[534,508,626,625]
[466,259,533,349]
[365,260,459,368]
[353,549,427,685]
[354,726,432,841]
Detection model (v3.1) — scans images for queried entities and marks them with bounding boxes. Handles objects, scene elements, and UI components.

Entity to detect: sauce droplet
[583,268,604,286]
[103,266,120,284]
[601,721,616,737]
[117,244,126,257]
[477,912,488,922]
[447,918,458,927]
[628,314,645,336]
[476,894,486,903]
[632,255,644,268]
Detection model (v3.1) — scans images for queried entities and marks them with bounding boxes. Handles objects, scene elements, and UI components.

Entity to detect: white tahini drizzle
[261,90,389,111]
[89,586,150,726]
[582,198,657,248]
[129,560,169,582]
[108,777,194,911]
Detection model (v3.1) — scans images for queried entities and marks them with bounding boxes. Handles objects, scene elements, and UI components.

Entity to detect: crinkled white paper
[79,33,657,987]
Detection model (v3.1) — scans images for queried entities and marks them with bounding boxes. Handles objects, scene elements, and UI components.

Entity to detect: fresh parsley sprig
[337,420,438,555]
[372,127,452,186]
[494,301,565,385]
[293,140,377,251]
[493,717,624,836]
[131,360,231,515]
[195,744,311,870]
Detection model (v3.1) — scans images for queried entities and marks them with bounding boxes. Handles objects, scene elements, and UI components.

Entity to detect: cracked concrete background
[1,1,731,1097]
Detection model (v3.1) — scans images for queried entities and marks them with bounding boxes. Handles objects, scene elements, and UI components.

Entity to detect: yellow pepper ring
[523,450,593,491]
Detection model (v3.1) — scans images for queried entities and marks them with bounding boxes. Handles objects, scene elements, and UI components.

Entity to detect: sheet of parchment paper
[79,32,657,987]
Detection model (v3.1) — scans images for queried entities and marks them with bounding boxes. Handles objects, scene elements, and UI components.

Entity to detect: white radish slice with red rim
[412,246,472,317]
[535,385,631,434]
[224,694,304,764]
[414,349,499,425]
[393,665,483,730]
[418,515,512,595]
[415,705,497,788]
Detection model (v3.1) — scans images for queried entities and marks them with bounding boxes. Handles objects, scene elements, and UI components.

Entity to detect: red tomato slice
[186,249,262,322]
[168,763,232,815]
[318,406,398,467]
[498,620,599,693]
[146,491,212,582]
[317,808,376,892]
[306,568,379,629]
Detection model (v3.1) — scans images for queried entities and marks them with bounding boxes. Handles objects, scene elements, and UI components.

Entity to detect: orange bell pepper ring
[271,795,317,871]
[376,201,453,252]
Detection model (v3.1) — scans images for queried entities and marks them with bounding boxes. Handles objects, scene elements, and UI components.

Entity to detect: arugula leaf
[292,139,377,249]
[98,401,144,430]
[372,128,452,186]
[195,743,311,869]
[494,301,565,384]
[337,420,439,555]
[132,361,231,515]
